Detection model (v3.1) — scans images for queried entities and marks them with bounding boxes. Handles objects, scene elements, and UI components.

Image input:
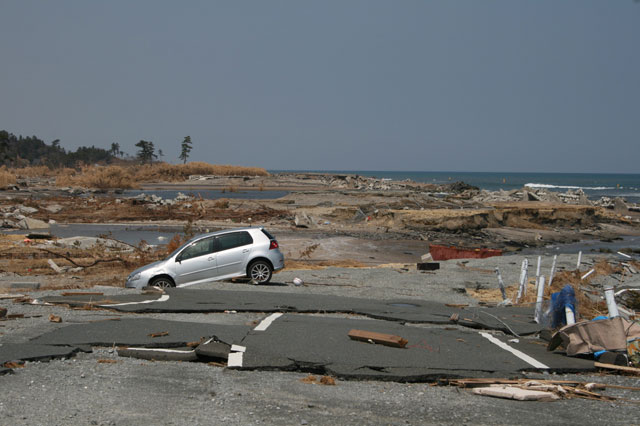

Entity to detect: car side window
[216,232,253,252]
[178,237,214,261]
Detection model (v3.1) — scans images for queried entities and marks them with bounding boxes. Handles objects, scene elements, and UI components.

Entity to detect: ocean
[273,171,640,204]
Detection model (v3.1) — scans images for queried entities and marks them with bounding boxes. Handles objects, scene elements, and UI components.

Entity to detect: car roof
[187,226,264,242]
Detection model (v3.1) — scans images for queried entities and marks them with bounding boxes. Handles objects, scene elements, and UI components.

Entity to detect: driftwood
[36,248,126,268]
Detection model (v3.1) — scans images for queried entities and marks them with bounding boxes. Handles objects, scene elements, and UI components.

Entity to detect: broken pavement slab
[42,288,543,336]
[238,315,594,381]
[17,314,595,381]
[0,343,82,372]
[117,347,199,362]
[30,318,250,348]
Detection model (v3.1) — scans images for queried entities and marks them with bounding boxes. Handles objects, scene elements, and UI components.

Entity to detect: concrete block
[10,282,41,290]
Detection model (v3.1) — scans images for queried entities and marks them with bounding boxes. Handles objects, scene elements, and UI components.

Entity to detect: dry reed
[0,168,16,188]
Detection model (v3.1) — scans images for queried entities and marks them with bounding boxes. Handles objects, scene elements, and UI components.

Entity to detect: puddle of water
[519,235,640,257]
[8,224,188,247]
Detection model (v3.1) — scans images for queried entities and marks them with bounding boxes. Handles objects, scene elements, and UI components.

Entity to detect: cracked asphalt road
[1,255,639,425]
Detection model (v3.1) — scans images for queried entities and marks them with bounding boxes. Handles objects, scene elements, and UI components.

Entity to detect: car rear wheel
[248,260,272,284]
[149,276,175,289]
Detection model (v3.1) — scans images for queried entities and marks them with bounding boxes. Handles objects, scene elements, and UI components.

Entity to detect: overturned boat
[429,244,502,261]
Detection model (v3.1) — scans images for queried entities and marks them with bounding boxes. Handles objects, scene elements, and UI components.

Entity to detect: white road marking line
[253,313,283,331]
[230,345,246,353]
[228,352,243,367]
[101,294,170,307]
[121,347,194,354]
[480,332,549,369]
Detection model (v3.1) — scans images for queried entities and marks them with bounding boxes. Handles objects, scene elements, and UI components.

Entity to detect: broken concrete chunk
[18,217,50,230]
[17,205,39,215]
[44,204,64,213]
[473,385,560,401]
[195,340,231,360]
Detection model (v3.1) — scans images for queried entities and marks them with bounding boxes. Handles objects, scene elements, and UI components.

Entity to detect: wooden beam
[595,362,640,375]
[348,329,408,348]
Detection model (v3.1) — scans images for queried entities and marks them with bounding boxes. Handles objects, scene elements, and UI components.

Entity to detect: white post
[535,276,546,324]
[604,287,619,318]
[516,258,528,303]
[548,255,557,288]
[565,306,575,325]
[581,269,595,280]
[576,251,582,270]
[495,267,507,301]
[535,255,541,291]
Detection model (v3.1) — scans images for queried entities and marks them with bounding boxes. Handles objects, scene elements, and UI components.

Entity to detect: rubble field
[1,172,639,425]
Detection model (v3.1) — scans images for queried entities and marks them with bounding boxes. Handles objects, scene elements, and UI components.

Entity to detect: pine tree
[179,136,192,164]
[135,140,157,164]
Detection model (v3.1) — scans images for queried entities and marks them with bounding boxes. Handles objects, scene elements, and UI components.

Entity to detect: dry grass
[56,165,138,189]
[135,162,269,182]
[213,199,230,209]
[10,165,55,178]
[46,162,268,189]
[0,168,16,188]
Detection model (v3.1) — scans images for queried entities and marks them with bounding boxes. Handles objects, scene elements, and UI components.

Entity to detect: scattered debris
[61,292,105,297]
[417,262,440,271]
[548,317,630,356]
[148,331,169,338]
[300,374,337,385]
[594,362,640,375]
[48,314,62,323]
[473,385,560,401]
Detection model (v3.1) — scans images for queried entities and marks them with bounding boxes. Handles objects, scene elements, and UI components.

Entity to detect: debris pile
[467,251,640,368]
[1,204,50,230]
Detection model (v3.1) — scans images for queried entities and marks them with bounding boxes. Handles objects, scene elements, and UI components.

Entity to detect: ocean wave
[524,183,616,190]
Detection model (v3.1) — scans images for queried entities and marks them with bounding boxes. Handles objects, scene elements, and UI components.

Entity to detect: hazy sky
[1,1,639,173]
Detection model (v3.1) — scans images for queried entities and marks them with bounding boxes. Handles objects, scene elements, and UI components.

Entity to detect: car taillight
[269,240,279,250]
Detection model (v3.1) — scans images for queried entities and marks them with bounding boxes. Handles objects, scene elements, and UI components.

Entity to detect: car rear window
[261,229,276,240]
[217,231,253,251]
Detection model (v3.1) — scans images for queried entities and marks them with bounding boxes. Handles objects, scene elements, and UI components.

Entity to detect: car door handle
[208,256,215,261]
[242,249,249,253]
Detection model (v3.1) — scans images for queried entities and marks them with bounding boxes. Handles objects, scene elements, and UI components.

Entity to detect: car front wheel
[248,260,272,284]
[149,276,175,289]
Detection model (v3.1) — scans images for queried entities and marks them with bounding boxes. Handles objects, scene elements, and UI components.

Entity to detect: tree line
[0,130,194,167]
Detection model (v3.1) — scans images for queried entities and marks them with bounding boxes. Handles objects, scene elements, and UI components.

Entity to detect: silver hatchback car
[125,227,285,289]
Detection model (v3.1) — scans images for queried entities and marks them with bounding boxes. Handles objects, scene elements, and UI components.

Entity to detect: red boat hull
[429,244,502,261]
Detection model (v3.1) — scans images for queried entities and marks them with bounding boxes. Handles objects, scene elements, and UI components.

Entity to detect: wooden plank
[348,329,408,348]
[595,362,640,375]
